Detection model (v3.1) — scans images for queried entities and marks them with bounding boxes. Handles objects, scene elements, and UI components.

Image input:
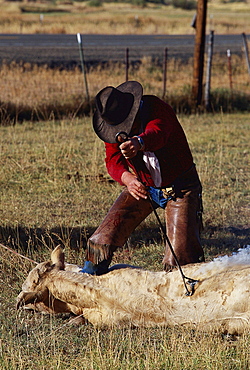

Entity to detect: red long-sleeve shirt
[105,95,194,187]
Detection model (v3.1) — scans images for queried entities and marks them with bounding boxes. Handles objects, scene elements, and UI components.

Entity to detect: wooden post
[162,47,168,99]
[242,33,250,76]
[205,30,214,111]
[192,0,208,106]
[125,48,129,82]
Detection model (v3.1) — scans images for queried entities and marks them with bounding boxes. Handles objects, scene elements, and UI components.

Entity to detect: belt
[162,187,175,199]
[157,165,201,199]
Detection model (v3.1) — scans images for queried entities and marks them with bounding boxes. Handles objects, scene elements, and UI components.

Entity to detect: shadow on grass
[0,89,249,125]
[0,224,249,260]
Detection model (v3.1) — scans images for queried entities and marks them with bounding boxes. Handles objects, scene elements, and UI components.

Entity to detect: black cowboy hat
[93,81,143,143]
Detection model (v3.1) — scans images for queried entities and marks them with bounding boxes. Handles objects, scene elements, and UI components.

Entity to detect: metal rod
[137,174,198,296]
[242,33,250,76]
[227,49,233,91]
[205,30,214,111]
[162,47,168,99]
[116,131,198,296]
[125,48,129,82]
[77,33,90,104]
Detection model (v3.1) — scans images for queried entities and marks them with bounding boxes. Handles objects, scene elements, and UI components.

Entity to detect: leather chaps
[86,165,204,269]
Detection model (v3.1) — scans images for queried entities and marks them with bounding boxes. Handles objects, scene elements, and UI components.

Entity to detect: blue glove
[80,261,97,275]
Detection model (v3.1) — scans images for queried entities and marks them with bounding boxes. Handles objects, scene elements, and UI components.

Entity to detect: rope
[0,243,38,265]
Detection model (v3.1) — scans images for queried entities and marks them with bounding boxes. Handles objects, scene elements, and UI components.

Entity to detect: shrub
[210,88,250,112]
[88,0,103,6]
[172,0,196,10]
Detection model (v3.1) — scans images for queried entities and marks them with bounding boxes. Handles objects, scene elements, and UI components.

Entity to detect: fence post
[227,49,233,92]
[162,47,168,99]
[125,48,129,82]
[205,30,214,111]
[39,14,44,25]
[77,33,90,105]
[242,33,250,76]
[192,0,208,106]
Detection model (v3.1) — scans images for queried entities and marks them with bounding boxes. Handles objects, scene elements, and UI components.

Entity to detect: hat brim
[93,81,143,143]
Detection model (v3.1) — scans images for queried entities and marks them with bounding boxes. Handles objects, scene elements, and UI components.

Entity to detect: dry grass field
[0,0,250,35]
[0,1,249,119]
[0,113,249,250]
[0,1,250,368]
[0,53,249,124]
[0,113,250,369]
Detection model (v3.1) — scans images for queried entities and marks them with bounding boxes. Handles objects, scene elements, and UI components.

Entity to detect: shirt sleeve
[105,142,129,185]
[139,97,177,152]
[140,118,173,152]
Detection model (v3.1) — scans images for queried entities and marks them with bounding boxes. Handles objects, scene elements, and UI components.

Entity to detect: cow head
[16,246,70,313]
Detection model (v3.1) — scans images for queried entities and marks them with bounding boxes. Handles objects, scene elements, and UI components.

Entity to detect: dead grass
[0,1,249,119]
[0,3,249,364]
[0,53,249,123]
[0,1,250,35]
[0,113,249,369]
[0,113,249,253]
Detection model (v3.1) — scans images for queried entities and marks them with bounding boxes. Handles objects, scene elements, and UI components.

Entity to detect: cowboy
[81,81,204,275]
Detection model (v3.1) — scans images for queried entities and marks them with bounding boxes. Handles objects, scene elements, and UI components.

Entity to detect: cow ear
[16,291,39,309]
[51,245,65,270]
[39,261,53,275]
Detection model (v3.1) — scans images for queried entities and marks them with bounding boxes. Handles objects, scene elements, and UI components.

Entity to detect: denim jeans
[148,187,172,209]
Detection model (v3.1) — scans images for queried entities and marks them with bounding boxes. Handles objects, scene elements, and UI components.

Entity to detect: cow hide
[17,245,250,334]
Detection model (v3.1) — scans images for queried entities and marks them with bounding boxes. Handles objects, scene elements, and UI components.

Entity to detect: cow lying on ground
[17,245,250,334]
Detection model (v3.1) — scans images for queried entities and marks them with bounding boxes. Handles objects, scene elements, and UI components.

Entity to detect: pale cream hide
[17,246,250,334]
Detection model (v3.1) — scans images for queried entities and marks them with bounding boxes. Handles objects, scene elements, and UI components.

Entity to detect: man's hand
[119,137,140,159]
[121,171,147,200]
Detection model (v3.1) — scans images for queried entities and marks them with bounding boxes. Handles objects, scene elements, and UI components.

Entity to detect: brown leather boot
[162,188,204,270]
